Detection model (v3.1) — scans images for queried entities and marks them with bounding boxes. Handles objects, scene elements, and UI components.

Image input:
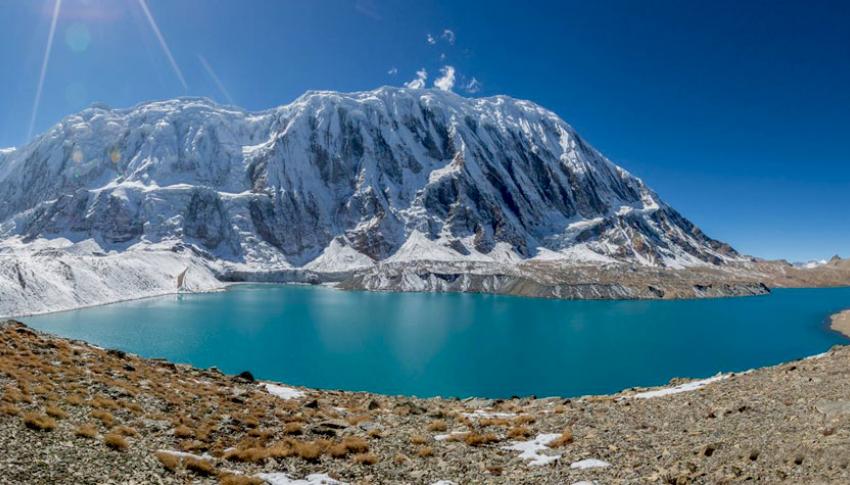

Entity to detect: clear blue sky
[0,0,847,261]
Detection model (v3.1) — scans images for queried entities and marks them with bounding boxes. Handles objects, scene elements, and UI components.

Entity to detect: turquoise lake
[21,285,850,399]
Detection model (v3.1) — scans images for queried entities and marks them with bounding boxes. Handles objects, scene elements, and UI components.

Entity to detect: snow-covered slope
[0,87,738,276]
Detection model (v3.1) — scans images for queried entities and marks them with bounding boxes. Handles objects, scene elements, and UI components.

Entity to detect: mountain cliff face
[0,87,737,273]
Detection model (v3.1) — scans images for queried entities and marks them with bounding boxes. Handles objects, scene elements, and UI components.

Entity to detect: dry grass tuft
[174,424,194,439]
[479,417,511,427]
[416,446,434,458]
[0,403,20,416]
[74,423,99,439]
[507,426,533,439]
[91,410,115,427]
[464,432,500,447]
[45,405,68,419]
[104,433,129,451]
[513,414,536,425]
[294,440,323,461]
[184,457,216,476]
[352,452,379,465]
[154,451,180,472]
[342,436,369,454]
[410,434,428,445]
[219,474,264,485]
[427,419,448,432]
[111,425,138,437]
[65,394,85,406]
[283,422,303,435]
[22,412,57,431]
[547,428,574,448]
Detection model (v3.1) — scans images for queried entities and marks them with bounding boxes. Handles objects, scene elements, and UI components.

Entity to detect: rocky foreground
[2,319,850,484]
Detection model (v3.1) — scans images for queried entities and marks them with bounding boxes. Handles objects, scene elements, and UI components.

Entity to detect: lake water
[22,285,850,399]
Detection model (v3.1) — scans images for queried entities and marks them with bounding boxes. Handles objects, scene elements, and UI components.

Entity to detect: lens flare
[65,22,91,52]
[27,0,63,142]
[198,55,234,105]
[137,0,187,91]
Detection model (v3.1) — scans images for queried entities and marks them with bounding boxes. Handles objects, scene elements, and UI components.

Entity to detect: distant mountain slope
[0,87,738,272]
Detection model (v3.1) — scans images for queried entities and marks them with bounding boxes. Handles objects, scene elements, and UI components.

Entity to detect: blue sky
[0,0,847,261]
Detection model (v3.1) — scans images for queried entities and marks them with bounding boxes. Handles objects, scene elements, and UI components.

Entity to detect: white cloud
[434,66,455,92]
[405,68,428,89]
[464,77,482,94]
[441,29,456,45]
[426,33,436,45]
[387,66,398,76]
[439,53,446,61]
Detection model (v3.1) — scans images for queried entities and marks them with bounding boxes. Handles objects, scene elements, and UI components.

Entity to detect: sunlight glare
[27,0,63,142]
[137,0,187,91]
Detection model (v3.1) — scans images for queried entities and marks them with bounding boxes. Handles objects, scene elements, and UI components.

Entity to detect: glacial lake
[22,285,850,399]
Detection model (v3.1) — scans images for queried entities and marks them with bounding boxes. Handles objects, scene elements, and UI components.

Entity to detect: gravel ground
[2,318,850,484]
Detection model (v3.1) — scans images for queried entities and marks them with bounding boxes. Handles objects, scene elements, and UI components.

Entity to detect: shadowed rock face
[0,87,736,269]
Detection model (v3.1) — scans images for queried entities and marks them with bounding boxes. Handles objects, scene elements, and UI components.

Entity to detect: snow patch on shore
[257,473,346,485]
[263,383,305,400]
[502,433,562,466]
[570,458,611,469]
[629,374,729,399]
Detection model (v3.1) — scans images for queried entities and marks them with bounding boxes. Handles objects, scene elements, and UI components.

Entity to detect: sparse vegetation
[352,452,379,465]
[547,428,574,448]
[427,419,448,432]
[104,433,129,451]
[74,423,99,439]
[184,456,216,476]
[22,412,56,431]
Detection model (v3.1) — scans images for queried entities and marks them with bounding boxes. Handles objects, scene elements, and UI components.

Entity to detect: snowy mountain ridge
[0,86,739,276]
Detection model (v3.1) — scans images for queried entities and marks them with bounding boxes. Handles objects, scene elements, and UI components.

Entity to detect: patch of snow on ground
[462,409,516,419]
[570,458,611,469]
[155,449,214,461]
[431,481,457,485]
[630,374,729,399]
[434,432,466,441]
[502,433,562,466]
[257,473,346,485]
[263,383,305,400]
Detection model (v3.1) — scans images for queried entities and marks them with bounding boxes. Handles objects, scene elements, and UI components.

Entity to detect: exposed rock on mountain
[1,87,845,316]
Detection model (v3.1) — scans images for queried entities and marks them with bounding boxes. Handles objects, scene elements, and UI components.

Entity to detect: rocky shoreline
[2,318,850,484]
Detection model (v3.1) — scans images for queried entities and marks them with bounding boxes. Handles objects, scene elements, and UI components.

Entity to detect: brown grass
[294,441,323,461]
[346,414,371,426]
[45,405,68,419]
[154,451,180,472]
[174,424,194,438]
[342,436,369,454]
[65,394,85,406]
[352,452,379,465]
[74,423,99,439]
[513,414,536,425]
[219,474,264,485]
[416,446,434,458]
[547,428,574,448]
[91,409,115,427]
[427,419,448,432]
[410,434,428,445]
[104,433,129,451]
[328,443,349,458]
[22,412,57,431]
[184,457,216,476]
[0,403,20,416]
[111,425,138,437]
[464,432,500,447]
[507,426,533,439]
[283,422,303,435]
[479,417,511,427]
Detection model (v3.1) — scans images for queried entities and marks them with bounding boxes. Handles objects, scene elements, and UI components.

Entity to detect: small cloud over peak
[426,33,436,45]
[434,66,456,92]
[405,68,428,89]
[441,29,456,45]
[387,67,398,76]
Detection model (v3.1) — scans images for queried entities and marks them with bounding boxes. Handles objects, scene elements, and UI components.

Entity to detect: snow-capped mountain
[0,87,738,273]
